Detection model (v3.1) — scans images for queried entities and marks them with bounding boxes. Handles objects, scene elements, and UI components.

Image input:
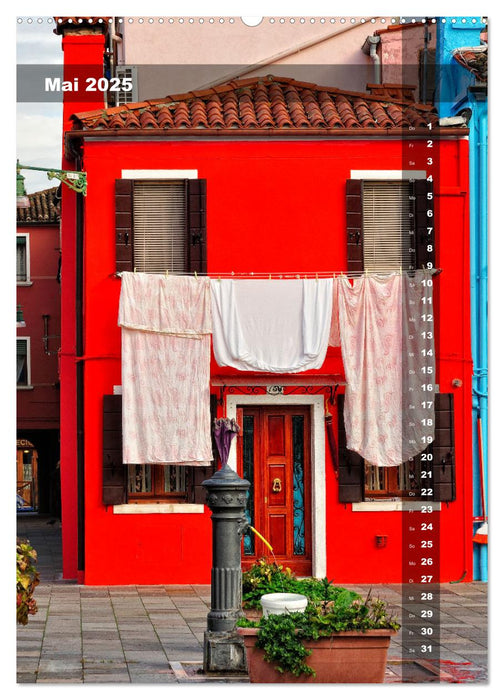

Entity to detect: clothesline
[114,268,442,279]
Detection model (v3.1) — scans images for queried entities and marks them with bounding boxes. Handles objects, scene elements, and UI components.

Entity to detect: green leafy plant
[242,558,358,610]
[16,539,40,625]
[238,579,401,678]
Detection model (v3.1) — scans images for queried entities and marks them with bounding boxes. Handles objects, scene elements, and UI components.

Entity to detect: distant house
[436,17,488,582]
[17,186,61,515]
[56,19,473,587]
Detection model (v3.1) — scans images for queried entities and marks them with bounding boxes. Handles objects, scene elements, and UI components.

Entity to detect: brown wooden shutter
[346,180,364,273]
[337,394,364,503]
[186,393,217,504]
[413,179,435,270]
[115,180,134,273]
[103,394,127,505]
[431,393,455,502]
[186,179,207,274]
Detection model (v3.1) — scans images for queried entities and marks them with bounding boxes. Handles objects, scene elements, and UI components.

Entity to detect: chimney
[54,17,109,132]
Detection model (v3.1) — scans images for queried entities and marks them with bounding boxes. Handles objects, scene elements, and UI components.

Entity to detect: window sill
[352,501,441,512]
[17,385,34,391]
[17,281,33,287]
[113,503,205,514]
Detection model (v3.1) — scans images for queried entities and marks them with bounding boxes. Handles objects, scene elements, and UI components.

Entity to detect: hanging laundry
[210,278,333,373]
[118,272,213,465]
[335,272,435,467]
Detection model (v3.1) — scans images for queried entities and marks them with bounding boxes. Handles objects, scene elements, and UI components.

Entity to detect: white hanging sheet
[333,272,435,466]
[118,272,213,465]
[210,278,333,373]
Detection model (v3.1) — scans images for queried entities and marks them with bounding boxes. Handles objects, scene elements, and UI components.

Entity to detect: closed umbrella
[213,417,240,468]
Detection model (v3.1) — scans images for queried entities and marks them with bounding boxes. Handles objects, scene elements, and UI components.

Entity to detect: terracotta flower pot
[237,627,396,683]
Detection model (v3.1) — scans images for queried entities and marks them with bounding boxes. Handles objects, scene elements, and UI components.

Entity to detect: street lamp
[16,159,87,208]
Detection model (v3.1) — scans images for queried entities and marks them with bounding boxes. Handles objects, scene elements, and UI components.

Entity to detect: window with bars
[364,457,422,499]
[102,394,217,506]
[337,393,455,503]
[17,235,29,283]
[115,178,207,274]
[127,464,188,503]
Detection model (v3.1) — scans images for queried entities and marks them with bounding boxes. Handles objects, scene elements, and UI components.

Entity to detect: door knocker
[272,478,282,493]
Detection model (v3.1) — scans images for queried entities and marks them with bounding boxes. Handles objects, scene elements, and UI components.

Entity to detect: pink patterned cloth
[118,273,213,465]
[331,272,435,466]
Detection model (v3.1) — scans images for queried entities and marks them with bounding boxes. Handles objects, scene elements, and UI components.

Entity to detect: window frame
[337,393,455,504]
[115,172,207,275]
[127,463,189,504]
[346,172,434,273]
[16,336,31,388]
[16,233,31,285]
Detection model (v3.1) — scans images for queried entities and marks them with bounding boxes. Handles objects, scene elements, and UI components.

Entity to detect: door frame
[226,393,327,578]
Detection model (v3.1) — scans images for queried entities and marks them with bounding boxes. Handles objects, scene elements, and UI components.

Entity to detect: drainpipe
[467,86,488,582]
[476,93,488,582]
[361,35,381,84]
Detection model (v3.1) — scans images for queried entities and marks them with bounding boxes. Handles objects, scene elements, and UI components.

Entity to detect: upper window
[132,181,187,274]
[346,178,434,273]
[17,235,30,283]
[115,178,207,274]
[361,180,412,273]
[16,337,30,387]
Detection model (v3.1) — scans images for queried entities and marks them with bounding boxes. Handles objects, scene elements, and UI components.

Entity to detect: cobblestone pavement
[16,514,488,684]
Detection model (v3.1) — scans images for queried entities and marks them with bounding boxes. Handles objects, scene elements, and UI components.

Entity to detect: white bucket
[260,593,308,618]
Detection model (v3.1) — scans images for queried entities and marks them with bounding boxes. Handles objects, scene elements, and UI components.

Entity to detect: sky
[16,17,63,194]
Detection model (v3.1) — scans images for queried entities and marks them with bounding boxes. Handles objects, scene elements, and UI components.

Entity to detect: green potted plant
[16,538,40,626]
[238,562,400,683]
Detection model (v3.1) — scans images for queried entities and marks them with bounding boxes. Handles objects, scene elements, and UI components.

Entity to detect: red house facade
[57,22,473,586]
[17,187,61,515]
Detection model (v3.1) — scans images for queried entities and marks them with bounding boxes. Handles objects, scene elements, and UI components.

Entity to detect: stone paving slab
[16,514,489,684]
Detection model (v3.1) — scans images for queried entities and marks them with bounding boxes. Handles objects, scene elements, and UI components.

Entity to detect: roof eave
[66,125,469,148]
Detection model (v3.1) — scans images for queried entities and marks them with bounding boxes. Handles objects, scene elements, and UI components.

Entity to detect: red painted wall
[59,33,107,580]
[61,136,472,584]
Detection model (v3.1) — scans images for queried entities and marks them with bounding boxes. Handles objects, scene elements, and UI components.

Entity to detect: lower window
[127,464,188,503]
[364,457,422,499]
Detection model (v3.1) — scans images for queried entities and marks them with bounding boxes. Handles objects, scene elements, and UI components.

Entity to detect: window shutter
[115,180,134,273]
[413,179,435,270]
[187,179,207,274]
[337,394,364,503]
[346,178,435,272]
[362,180,414,272]
[431,393,455,502]
[346,180,364,273]
[186,393,217,504]
[103,394,127,505]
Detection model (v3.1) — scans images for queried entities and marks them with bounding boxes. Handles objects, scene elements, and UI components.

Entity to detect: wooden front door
[237,405,312,576]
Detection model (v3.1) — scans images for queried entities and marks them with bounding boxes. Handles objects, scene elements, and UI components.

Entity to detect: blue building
[436,17,488,581]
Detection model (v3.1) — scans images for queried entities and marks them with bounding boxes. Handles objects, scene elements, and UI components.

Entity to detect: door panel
[238,405,312,575]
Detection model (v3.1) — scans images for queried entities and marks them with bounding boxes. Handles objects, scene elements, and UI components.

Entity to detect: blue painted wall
[435,16,488,581]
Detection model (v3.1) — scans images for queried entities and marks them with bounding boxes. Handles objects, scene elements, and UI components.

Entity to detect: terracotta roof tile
[17,186,60,224]
[70,75,443,134]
